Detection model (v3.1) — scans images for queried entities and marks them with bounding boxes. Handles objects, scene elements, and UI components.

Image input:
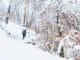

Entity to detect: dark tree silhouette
[59,46,64,57]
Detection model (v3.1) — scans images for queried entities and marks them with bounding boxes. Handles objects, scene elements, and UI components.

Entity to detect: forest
[0,0,80,60]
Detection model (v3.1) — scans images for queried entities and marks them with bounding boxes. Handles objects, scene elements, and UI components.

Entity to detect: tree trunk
[23,6,26,26]
[5,5,11,24]
[59,46,64,57]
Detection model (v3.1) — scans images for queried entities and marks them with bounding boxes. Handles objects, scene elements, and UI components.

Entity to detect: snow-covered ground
[0,22,36,42]
[0,22,69,60]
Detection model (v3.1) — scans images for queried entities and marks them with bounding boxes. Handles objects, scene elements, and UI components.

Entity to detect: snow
[56,33,80,59]
[0,23,68,60]
[0,0,80,60]
[0,22,36,42]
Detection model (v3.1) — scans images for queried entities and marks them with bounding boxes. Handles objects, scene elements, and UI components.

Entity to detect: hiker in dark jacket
[22,29,26,40]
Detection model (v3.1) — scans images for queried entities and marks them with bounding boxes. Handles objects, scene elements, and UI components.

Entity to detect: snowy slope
[0,22,36,42]
[0,27,69,60]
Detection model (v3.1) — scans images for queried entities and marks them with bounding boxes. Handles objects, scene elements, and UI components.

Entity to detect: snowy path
[0,28,68,60]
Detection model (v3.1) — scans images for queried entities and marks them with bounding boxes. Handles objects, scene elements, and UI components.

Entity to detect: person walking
[22,29,26,40]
